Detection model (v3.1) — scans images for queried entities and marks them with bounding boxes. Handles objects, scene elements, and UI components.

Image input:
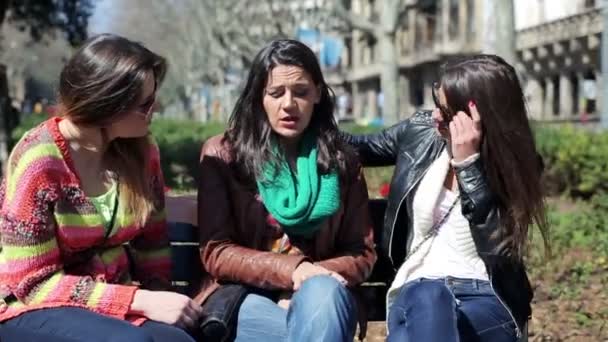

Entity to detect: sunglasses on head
[432,82,455,124]
[132,92,156,120]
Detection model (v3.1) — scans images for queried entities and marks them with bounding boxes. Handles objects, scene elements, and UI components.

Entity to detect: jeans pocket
[387,305,408,331]
[478,320,517,341]
[501,321,517,336]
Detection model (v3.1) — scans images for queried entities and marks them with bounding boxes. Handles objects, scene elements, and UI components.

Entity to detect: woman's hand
[292,262,347,291]
[277,291,292,310]
[450,101,482,163]
[129,289,203,329]
[278,298,291,310]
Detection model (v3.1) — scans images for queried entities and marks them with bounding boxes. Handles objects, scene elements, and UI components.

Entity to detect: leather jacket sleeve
[198,137,309,291]
[455,155,537,331]
[341,120,410,167]
[454,158,510,258]
[316,166,377,286]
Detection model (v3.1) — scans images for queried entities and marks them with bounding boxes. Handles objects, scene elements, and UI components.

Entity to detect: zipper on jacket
[387,162,433,266]
[489,273,522,338]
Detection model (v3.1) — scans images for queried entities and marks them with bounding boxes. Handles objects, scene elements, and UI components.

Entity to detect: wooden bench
[165,195,392,322]
[165,195,529,342]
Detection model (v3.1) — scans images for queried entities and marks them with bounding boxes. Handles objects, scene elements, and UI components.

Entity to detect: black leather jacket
[344,110,532,337]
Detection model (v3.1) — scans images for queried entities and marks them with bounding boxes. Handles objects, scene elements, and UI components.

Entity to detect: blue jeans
[1,307,195,342]
[235,275,358,342]
[387,277,518,342]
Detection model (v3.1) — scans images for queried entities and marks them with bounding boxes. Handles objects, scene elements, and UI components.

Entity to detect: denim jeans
[387,277,518,342]
[2,307,195,342]
[235,275,358,342]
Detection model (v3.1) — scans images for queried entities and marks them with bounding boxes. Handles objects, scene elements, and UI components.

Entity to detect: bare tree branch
[332,0,377,35]
[104,0,324,116]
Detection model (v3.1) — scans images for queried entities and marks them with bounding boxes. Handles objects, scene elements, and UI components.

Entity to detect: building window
[552,76,560,116]
[448,0,459,39]
[418,1,437,46]
[466,0,475,38]
[582,70,597,115]
[426,14,437,44]
[369,37,376,64]
[584,0,596,9]
[570,73,579,116]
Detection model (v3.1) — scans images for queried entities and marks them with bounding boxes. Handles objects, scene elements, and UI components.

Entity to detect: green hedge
[534,125,608,198]
[544,193,608,257]
[340,122,383,135]
[10,114,47,145]
[10,117,608,197]
[343,123,608,199]
[149,119,224,190]
[9,118,386,191]
[9,115,225,190]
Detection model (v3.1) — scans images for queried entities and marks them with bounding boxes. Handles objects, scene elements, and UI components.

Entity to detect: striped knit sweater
[0,117,170,324]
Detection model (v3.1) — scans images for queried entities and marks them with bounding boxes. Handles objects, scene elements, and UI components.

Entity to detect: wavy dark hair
[439,54,549,259]
[58,33,167,226]
[225,39,354,182]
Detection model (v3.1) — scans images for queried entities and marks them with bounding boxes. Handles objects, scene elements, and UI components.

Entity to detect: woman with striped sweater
[0,34,199,341]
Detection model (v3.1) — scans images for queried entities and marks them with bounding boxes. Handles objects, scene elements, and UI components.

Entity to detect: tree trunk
[379,32,400,125]
[378,0,401,126]
[602,0,608,129]
[0,64,11,177]
[482,0,516,64]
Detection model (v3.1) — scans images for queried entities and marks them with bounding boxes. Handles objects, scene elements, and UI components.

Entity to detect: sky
[90,0,591,35]
[89,0,117,34]
[514,0,588,29]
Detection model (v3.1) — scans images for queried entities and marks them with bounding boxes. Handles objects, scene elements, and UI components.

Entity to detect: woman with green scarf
[194,39,376,342]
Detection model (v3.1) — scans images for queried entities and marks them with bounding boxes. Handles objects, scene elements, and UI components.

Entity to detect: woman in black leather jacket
[345,54,549,341]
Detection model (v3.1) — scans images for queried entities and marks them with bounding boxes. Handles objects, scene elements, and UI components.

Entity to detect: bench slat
[166,198,390,320]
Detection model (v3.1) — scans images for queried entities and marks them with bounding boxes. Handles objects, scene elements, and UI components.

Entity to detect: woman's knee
[3,307,155,342]
[287,276,357,340]
[296,275,352,303]
[290,275,356,320]
[139,321,195,342]
[106,328,155,342]
[238,293,283,318]
[235,294,288,342]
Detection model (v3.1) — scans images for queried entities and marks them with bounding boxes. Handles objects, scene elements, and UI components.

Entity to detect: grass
[363,167,608,340]
[515,196,607,340]
[363,167,394,199]
[12,116,607,339]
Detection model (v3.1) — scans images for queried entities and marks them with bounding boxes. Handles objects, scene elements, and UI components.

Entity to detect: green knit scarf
[256,134,340,238]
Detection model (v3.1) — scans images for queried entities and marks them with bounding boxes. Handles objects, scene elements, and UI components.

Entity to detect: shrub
[548,197,608,256]
[340,122,384,135]
[9,115,225,190]
[11,117,608,199]
[535,125,608,198]
[149,119,224,190]
[10,114,47,148]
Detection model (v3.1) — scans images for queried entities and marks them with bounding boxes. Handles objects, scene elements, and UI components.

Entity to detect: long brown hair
[58,33,167,227]
[440,54,549,259]
[225,39,356,183]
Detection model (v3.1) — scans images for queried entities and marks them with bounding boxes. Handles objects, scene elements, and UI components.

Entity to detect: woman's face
[107,73,156,139]
[262,64,320,144]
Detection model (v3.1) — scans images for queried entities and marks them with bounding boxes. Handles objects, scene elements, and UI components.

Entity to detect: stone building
[517,0,601,121]
[329,0,601,122]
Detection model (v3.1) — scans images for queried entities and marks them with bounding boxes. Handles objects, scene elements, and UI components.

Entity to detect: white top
[386,149,487,316]
[406,187,489,282]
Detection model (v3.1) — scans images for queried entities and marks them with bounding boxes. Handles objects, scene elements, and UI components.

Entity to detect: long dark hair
[225,39,354,182]
[439,54,549,259]
[58,33,167,226]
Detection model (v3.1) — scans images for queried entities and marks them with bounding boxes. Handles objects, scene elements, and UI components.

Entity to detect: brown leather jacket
[193,135,377,308]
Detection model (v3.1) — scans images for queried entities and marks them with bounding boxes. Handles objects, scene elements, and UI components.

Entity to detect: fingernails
[468,100,476,108]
